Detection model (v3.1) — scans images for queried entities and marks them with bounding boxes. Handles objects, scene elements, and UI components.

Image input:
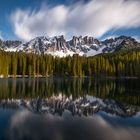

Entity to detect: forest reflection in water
[0,77,140,106]
[0,78,140,140]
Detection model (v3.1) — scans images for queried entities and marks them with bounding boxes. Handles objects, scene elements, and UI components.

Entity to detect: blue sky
[0,0,140,41]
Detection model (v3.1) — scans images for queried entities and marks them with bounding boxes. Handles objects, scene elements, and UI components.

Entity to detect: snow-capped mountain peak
[0,35,140,57]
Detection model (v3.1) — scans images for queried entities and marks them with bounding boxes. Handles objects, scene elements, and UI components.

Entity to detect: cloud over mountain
[11,0,140,41]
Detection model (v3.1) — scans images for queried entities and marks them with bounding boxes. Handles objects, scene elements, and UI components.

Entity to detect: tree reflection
[0,78,140,106]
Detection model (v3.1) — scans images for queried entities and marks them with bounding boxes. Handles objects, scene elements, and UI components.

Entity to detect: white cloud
[11,0,140,41]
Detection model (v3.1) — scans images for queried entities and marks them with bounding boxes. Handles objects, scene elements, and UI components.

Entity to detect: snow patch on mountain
[0,35,140,57]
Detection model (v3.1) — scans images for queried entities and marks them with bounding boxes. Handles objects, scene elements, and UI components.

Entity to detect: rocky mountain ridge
[0,35,140,57]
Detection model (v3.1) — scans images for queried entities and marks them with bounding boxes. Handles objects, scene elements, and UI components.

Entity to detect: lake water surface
[0,78,140,140]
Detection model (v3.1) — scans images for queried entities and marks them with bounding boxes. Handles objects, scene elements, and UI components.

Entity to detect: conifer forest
[0,49,140,78]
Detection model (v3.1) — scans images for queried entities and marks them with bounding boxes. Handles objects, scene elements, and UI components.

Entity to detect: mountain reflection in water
[0,78,140,140]
[0,95,139,117]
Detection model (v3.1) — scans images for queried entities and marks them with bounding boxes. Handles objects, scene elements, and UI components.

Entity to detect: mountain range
[0,35,140,57]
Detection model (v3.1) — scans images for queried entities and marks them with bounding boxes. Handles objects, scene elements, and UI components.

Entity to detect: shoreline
[0,75,139,79]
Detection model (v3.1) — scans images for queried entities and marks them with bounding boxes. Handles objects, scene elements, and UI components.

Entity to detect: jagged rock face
[0,40,22,49]
[19,36,69,54]
[55,35,68,51]
[102,36,140,52]
[0,35,140,57]
[115,36,140,51]
[4,40,22,48]
[69,36,100,48]
[67,36,101,54]
[69,36,84,47]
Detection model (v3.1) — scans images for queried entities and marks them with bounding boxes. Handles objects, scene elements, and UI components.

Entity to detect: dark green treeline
[0,50,140,77]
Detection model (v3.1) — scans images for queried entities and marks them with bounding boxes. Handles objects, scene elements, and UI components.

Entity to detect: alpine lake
[0,77,140,140]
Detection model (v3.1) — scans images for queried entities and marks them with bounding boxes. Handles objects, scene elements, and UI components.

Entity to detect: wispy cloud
[11,0,140,41]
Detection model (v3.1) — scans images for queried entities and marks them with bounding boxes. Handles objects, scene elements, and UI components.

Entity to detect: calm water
[0,78,140,140]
